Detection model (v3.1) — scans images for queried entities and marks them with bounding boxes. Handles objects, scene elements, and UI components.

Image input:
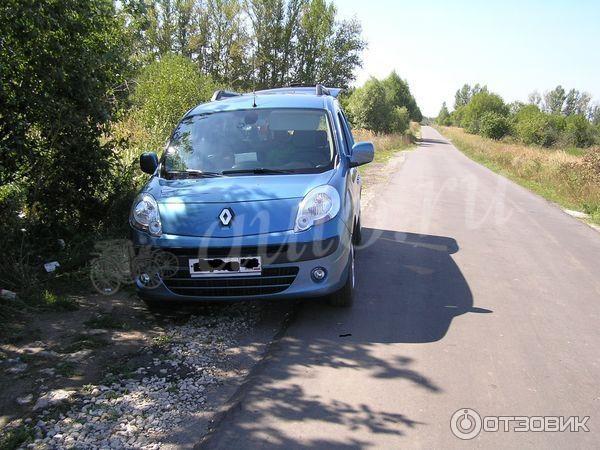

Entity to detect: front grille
[149,237,338,265]
[163,266,299,297]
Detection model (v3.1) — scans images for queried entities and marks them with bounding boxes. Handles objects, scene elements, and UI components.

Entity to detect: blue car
[129,85,374,307]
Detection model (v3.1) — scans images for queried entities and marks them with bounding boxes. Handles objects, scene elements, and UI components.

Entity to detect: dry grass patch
[353,122,419,164]
[439,126,600,225]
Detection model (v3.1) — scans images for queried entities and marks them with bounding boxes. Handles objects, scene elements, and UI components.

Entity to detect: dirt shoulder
[1,286,296,449]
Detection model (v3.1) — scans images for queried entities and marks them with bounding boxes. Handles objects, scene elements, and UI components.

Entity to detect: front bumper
[132,218,352,302]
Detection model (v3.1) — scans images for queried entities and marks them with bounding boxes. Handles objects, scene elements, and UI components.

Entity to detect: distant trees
[454,83,488,109]
[437,102,451,126]
[346,72,421,134]
[527,85,593,118]
[437,83,599,147]
[382,71,423,122]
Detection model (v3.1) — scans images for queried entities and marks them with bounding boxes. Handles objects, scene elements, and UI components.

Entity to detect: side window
[338,112,354,154]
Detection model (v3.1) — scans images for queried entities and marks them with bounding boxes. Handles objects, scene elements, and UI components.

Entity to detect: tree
[454,83,487,110]
[121,0,198,63]
[563,89,591,116]
[294,0,336,84]
[245,0,304,87]
[461,92,508,134]
[543,85,566,114]
[196,0,251,88]
[589,103,600,126]
[528,91,542,107]
[437,102,451,126]
[382,71,422,122]
[245,0,365,88]
[0,0,129,233]
[454,84,472,109]
[132,54,216,150]
[317,16,365,87]
[347,78,394,133]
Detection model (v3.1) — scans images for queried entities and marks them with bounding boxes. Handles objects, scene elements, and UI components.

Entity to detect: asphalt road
[200,126,600,448]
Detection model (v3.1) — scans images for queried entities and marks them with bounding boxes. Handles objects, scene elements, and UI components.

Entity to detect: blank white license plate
[188,257,262,277]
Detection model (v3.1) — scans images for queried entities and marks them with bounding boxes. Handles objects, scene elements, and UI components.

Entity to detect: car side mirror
[349,142,374,167]
[140,152,159,175]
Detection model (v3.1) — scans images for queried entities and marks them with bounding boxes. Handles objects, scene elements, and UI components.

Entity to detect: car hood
[155,171,334,237]
[156,171,333,203]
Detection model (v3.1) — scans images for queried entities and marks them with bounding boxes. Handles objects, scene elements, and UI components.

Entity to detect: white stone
[34,389,74,410]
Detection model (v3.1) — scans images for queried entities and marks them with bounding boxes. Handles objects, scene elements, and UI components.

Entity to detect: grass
[437,126,600,225]
[352,121,420,164]
[55,361,78,377]
[40,290,79,311]
[60,334,109,353]
[0,425,33,450]
[152,334,173,348]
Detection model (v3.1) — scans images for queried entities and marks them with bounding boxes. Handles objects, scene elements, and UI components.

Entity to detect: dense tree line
[437,84,600,148]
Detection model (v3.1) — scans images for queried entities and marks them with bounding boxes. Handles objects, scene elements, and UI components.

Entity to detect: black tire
[329,243,355,307]
[353,217,362,245]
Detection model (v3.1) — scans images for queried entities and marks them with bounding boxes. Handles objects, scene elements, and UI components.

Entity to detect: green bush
[0,0,128,236]
[479,112,510,140]
[132,54,216,151]
[461,92,509,134]
[563,114,594,148]
[391,106,410,133]
[347,75,418,134]
[513,105,565,147]
[347,78,394,133]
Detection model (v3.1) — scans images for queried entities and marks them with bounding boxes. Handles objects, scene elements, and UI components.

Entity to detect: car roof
[185,87,340,117]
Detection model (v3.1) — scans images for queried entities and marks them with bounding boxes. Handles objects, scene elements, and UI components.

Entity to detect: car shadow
[196,229,490,448]
[297,228,486,344]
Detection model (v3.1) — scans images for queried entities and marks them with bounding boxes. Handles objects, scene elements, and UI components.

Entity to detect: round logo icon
[450,408,482,440]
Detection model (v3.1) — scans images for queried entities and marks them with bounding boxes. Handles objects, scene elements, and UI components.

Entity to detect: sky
[334,0,600,117]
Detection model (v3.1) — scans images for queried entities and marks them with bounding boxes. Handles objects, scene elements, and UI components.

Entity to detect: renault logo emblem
[219,208,234,226]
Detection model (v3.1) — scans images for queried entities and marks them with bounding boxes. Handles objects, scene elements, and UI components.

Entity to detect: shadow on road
[416,137,449,146]
[199,228,490,448]
[352,228,485,343]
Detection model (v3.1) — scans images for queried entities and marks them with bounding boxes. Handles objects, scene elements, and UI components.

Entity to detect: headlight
[130,194,162,236]
[294,185,340,232]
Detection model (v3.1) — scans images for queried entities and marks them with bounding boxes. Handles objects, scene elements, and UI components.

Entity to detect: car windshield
[163,108,335,177]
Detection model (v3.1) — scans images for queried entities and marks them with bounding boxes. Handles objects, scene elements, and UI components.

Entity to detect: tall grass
[439,126,600,225]
[353,121,419,163]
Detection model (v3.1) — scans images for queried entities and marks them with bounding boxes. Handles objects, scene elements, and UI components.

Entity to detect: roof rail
[315,84,330,96]
[211,90,241,101]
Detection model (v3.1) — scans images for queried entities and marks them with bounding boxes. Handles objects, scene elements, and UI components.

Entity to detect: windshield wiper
[166,169,223,178]
[221,168,296,175]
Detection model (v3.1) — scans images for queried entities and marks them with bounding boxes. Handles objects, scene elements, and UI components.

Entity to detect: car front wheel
[329,242,355,307]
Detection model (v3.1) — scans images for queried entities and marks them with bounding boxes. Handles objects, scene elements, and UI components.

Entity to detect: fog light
[139,273,151,285]
[311,267,327,282]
